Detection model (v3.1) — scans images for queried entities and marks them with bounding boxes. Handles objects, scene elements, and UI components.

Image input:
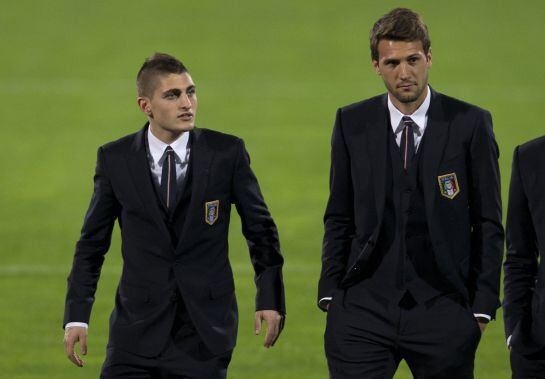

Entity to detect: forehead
[154,72,195,92]
[376,40,425,60]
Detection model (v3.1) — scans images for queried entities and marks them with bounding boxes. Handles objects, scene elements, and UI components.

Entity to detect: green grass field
[1,1,544,377]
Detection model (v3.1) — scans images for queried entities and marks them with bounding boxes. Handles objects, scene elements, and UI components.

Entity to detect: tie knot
[402,116,414,128]
[162,146,177,165]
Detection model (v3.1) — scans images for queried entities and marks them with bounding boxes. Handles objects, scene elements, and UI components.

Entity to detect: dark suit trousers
[325,285,482,379]
[510,347,545,379]
[100,296,232,379]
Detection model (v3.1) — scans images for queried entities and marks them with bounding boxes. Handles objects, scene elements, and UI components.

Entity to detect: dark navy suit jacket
[504,136,545,354]
[64,125,285,356]
[318,89,504,318]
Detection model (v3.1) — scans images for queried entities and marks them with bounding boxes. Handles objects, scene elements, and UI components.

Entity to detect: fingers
[80,333,88,356]
[64,327,86,367]
[262,311,283,348]
[254,312,262,335]
[64,335,83,367]
[273,316,285,345]
[263,320,276,348]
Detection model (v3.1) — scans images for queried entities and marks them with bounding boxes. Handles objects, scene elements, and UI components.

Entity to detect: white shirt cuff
[473,313,491,321]
[319,297,332,308]
[65,322,88,329]
[507,335,512,347]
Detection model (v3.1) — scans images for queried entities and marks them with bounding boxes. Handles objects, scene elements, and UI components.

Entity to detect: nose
[398,63,410,80]
[179,93,191,109]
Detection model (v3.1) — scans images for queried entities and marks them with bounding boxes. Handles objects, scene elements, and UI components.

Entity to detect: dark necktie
[400,116,416,171]
[161,146,177,211]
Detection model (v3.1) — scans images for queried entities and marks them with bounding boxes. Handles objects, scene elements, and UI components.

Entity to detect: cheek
[383,74,397,85]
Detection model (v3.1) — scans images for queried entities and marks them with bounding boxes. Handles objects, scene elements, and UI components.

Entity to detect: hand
[254,310,284,348]
[64,326,87,367]
[476,320,487,334]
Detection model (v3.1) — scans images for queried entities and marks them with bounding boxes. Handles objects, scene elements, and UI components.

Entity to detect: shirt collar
[147,124,189,164]
[388,85,431,135]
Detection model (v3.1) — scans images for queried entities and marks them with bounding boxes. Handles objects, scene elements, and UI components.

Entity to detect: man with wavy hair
[319,8,503,378]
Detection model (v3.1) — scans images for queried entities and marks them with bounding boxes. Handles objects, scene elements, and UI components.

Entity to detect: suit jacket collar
[175,127,214,253]
[421,88,450,223]
[366,94,389,222]
[125,124,172,247]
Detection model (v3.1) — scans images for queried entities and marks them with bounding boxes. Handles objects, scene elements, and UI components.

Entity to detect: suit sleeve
[317,109,354,310]
[232,138,285,313]
[503,146,538,337]
[467,110,504,318]
[63,146,120,327]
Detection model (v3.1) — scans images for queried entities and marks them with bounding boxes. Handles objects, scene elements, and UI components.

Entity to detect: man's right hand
[64,326,87,367]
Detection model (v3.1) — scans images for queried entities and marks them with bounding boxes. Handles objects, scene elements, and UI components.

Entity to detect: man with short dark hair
[318,8,503,378]
[63,53,285,378]
[504,136,545,378]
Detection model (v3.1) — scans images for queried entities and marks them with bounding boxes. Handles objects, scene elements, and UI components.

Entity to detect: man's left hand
[255,310,284,348]
[476,320,487,334]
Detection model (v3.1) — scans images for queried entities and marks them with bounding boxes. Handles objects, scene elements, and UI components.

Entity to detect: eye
[385,60,398,68]
[187,88,196,96]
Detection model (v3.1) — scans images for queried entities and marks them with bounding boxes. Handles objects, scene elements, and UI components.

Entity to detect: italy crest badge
[205,200,219,225]
[437,173,460,199]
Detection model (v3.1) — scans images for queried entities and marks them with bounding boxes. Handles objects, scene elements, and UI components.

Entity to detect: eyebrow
[162,85,196,97]
[163,88,182,97]
[383,54,421,64]
[383,58,400,65]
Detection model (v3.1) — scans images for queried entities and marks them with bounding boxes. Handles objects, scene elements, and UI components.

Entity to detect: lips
[398,83,416,90]
[178,112,193,121]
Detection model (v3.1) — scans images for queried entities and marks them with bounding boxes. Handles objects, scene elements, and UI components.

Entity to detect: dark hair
[136,53,188,97]
[369,8,430,61]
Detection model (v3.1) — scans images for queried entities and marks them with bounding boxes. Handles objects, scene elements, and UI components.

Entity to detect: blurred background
[1,1,544,377]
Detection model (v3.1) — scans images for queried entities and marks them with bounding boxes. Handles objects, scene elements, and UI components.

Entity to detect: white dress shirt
[65,126,191,330]
[146,125,190,186]
[320,87,490,322]
[388,85,431,150]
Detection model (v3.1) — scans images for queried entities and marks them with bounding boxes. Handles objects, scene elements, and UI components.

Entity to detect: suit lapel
[171,131,194,213]
[125,124,172,243]
[175,128,214,252]
[422,90,450,221]
[366,94,389,222]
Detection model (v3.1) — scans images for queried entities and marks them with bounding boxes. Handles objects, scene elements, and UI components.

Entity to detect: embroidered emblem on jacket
[437,173,460,199]
[205,200,219,225]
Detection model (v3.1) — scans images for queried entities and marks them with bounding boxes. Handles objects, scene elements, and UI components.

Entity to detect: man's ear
[426,47,433,68]
[137,97,152,116]
[372,60,381,76]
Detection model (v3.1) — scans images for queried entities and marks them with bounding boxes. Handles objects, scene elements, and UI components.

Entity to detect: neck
[390,86,428,115]
[149,123,184,145]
